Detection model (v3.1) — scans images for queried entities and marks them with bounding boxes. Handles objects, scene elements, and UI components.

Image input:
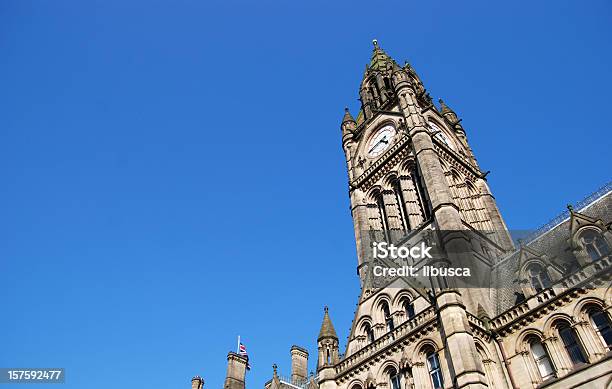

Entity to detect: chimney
[191,376,204,389]
[290,345,309,383]
[223,352,248,389]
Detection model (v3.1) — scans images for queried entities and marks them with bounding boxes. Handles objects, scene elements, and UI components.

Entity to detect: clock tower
[334,40,515,389]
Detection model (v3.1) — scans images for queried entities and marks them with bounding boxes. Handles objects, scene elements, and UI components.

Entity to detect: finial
[324,305,329,313]
[372,39,378,47]
[272,364,278,375]
[344,107,349,112]
[567,204,574,212]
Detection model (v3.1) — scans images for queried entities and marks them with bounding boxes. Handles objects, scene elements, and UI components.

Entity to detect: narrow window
[376,193,390,233]
[382,303,394,332]
[529,338,555,381]
[404,300,415,320]
[413,167,432,221]
[590,310,612,349]
[527,264,552,293]
[389,370,401,389]
[383,77,392,91]
[558,324,587,366]
[392,179,411,231]
[580,230,610,261]
[364,323,375,344]
[426,351,443,389]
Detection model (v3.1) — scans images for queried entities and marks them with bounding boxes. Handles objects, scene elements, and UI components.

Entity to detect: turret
[223,352,248,389]
[341,107,356,140]
[317,306,339,368]
[438,98,464,134]
[317,307,338,389]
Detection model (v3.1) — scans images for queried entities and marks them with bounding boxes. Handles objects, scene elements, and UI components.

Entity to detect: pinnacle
[342,107,355,124]
[439,99,453,115]
[318,306,338,341]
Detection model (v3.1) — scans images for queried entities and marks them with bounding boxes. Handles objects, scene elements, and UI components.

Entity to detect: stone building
[194,42,612,389]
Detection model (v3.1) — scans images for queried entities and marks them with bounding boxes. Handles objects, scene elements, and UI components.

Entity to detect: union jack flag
[239,343,251,370]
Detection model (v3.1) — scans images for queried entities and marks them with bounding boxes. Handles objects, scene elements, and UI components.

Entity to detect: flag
[239,342,251,370]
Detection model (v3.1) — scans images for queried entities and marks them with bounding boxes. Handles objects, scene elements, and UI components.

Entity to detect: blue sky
[1,1,611,388]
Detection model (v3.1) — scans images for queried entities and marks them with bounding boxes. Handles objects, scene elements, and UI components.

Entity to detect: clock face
[429,123,455,150]
[367,125,396,157]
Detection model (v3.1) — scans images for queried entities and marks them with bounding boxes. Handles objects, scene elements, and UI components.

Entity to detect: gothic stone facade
[195,42,612,389]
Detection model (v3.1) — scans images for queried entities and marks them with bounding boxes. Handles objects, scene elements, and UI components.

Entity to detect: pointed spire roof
[438,99,454,115]
[342,107,355,124]
[318,306,338,341]
[368,39,399,71]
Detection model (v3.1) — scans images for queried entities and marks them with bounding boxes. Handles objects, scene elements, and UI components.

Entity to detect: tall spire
[368,39,397,71]
[317,306,338,341]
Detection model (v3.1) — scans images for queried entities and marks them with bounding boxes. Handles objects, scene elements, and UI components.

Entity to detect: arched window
[526,263,552,293]
[382,302,394,332]
[579,230,610,261]
[388,369,401,389]
[589,310,612,349]
[557,323,587,366]
[528,337,555,381]
[425,349,443,389]
[383,77,392,91]
[363,323,375,344]
[403,300,415,321]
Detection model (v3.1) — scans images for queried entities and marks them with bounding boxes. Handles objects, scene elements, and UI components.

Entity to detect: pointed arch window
[529,338,555,381]
[579,230,610,261]
[382,302,394,332]
[557,323,587,366]
[363,323,375,344]
[387,369,401,389]
[590,310,612,350]
[526,263,552,293]
[403,300,415,321]
[426,350,443,389]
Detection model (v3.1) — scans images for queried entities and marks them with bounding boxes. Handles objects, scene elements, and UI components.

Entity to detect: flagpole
[237,335,240,353]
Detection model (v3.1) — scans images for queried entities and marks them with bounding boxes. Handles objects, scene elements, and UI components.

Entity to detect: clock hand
[369,139,383,154]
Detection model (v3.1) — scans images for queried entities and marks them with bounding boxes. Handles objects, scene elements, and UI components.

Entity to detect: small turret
[438,99,460,126]
[341,107,356,142]
[438,99,462,129]
[317,306,339,369]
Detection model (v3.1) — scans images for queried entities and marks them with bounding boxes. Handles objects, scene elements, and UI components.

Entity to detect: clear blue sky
[1,1,611,388]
